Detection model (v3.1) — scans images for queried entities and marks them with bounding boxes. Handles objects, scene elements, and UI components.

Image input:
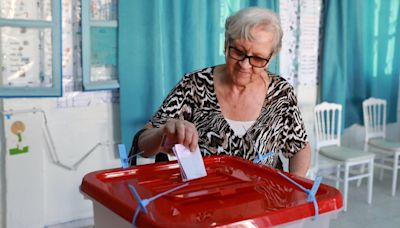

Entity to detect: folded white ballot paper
[172,144,207,181]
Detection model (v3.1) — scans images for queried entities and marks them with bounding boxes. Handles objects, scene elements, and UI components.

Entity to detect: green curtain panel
[119,0,279,150]
[320,0,400,128]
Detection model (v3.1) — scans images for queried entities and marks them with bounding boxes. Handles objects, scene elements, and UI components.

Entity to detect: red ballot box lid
[80,155,342,227]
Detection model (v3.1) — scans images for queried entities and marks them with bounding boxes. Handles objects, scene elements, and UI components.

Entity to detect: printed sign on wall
[4,113,41,157]
[9,120,29,155]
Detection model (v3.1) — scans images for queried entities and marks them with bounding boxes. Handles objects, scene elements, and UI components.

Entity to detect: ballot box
[80,155,342,228]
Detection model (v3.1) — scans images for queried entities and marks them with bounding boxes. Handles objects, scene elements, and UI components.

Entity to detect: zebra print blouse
[148,66,308,168]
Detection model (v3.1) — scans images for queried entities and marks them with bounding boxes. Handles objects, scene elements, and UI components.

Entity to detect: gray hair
[225,7,283,55]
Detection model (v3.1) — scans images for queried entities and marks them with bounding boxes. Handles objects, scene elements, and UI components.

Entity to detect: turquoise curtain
[320,0,400,127]
[119,0,279,149]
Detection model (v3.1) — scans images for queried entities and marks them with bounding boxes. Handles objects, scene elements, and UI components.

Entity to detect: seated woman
[130,7,311,177]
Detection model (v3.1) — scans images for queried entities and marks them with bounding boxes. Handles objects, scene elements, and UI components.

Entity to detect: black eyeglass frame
[228,46,272,68]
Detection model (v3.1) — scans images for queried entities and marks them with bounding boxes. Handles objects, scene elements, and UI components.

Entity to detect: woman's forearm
[289,143,311,177]
[137,126,165,157]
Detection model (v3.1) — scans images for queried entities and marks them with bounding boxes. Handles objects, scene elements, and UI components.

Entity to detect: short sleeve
[281,85,308,158]
[149,73,195,127]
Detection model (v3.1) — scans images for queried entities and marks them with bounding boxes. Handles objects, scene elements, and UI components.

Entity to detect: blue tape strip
[131,206,140,228]
[278,172,322,220]
[128,184,149,214]
[5,114,11,120]
[308,176,322,202]
[253,150,274,164]
[128,151,144,164]
[118,144,129,168]
[128,183,189,226]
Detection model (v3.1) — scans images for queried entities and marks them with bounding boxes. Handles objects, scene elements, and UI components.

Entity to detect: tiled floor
[45,218,93,228]
[329,173,400,228]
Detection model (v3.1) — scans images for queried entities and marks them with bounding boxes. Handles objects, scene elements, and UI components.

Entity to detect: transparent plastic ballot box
[80,155,343,228]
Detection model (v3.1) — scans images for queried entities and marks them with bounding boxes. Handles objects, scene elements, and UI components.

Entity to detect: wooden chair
[314,102,375,211]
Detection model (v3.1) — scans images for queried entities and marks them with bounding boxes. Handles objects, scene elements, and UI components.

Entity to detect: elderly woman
[130,7,311,177]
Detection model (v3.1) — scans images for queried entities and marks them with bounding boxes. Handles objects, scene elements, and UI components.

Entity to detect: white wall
[0,98,121,227]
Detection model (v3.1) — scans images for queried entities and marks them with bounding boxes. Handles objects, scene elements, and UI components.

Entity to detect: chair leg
[392,152,400,196]
[359,142,370,187]
[343,164,349,212]
[335,164,340,189]
[368,159,374,204]
[306,167,316,180]
[357,164,365,187]
[379,156,384,180]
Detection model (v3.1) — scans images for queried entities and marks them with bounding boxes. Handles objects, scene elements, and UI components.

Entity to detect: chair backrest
[363,97,386,142]
[314,102,342,150]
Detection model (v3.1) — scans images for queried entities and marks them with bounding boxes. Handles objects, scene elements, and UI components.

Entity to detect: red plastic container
[80,155,342,227]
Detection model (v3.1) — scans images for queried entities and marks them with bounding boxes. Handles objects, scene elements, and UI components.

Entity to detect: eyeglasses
[228,46,271,68]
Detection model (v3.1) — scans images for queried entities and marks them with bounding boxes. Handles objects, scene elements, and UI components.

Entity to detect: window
[0,0,62,97]
[81,0,118,91]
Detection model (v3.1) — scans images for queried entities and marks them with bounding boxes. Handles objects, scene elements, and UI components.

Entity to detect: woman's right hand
[161,119,199,152]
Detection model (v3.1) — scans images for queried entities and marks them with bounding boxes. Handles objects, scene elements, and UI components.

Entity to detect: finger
[164,120,176,135]
[161,122,177,148]
[182,127,193,149]
[183,122,198,151]
[160,134,175,148]
[175,121,186,144]
[189,129,199,152]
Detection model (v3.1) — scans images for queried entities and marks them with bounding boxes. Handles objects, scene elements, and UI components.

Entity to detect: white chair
[362,97,400,196]
[314,102,375,211]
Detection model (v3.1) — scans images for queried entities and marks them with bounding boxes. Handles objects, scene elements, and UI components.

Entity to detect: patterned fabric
[148,66,308,168]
